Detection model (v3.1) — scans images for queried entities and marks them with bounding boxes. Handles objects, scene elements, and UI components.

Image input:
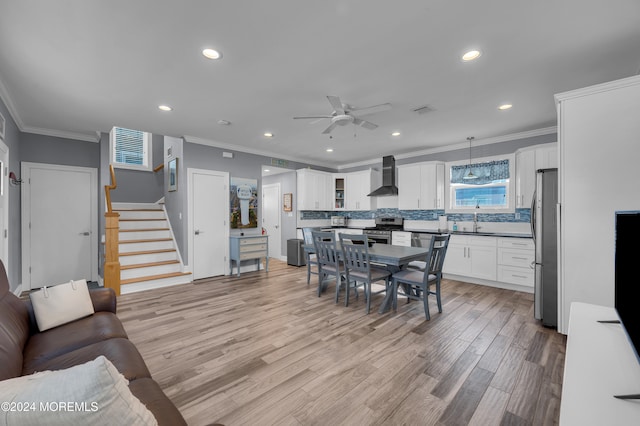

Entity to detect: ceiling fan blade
[326,96,345,115]
[293,115,332,120]
[352,118,378,130]
[322,121,339,134]
[350,102,392,117]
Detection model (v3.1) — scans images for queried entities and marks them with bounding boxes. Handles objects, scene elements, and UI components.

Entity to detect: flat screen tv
[615,211,640,365]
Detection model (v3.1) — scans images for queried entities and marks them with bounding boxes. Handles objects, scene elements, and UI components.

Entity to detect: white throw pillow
[29,279,95,331]
[0,356,158,426]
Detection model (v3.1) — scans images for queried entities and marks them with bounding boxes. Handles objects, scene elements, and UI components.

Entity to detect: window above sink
[445,153,515,214]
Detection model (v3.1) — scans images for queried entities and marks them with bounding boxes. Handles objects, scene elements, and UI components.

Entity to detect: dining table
[303,242,430,313]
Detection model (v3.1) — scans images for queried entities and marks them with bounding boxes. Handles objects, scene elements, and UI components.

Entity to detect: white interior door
[189,168,229,280]
[22,163,97,290]
[0,140,8,273]
[262,183,281,258]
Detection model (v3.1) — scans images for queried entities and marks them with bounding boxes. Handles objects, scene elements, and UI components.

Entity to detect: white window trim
[109,127,152,171]
[444,153,515,214]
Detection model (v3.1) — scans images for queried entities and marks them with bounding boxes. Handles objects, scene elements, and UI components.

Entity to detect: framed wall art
[283,193,292,212]
[230,177,258,228]
[168,158,178,192]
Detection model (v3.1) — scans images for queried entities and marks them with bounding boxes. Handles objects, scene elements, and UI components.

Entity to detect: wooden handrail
[103,164,120,295]
[105,164,117,214]
[153,163,164,172]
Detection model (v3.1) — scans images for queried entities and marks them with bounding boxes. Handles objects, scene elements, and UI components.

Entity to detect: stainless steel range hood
[368,155,398,196]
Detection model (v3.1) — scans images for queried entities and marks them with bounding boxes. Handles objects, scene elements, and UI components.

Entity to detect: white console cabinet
[560,302,640,425]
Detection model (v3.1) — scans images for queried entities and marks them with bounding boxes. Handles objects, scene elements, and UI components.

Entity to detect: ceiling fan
[293,95,391,134]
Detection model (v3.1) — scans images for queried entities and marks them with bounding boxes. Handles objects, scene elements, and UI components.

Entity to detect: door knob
[79,231,90,236]
[195,229,203,235]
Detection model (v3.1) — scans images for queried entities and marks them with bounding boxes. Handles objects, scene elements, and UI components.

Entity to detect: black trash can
[287,239,306,266]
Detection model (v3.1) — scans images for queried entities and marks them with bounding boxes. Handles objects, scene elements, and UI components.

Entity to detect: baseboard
[12,283,23,296]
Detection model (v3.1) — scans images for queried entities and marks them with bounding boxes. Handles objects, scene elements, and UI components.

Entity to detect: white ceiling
[0,1,639,168]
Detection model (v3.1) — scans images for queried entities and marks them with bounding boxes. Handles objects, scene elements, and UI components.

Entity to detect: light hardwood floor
[117,259,565,426]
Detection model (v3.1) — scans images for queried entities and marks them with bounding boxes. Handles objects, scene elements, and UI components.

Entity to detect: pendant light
[463,136,478,180]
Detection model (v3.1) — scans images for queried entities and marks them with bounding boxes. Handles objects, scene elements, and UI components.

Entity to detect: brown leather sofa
[0,262,186,426]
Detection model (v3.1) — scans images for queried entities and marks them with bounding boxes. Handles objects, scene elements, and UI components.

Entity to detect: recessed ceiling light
[391,131,401,137]
[326,148,334,153]
[264,132,274,138]
[498,104,513,110]
[158,105,172,111]
[217,119,231,126]
[462,50,481,61]
[202,48,222,59]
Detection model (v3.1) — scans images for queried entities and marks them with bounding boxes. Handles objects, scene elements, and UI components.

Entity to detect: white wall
[557,75,640,334]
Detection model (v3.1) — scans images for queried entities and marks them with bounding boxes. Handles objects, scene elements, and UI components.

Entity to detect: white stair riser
[115,210,165,220]
[119,230,171,241]
[120,240,174,253]
[120,251,178,266]
[112,203,159,210]
[121,263,182,280]
[120,220,167,230]
[120,275,192,295]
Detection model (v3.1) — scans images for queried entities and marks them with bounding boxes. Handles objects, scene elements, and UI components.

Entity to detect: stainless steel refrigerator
[531,168,558,328]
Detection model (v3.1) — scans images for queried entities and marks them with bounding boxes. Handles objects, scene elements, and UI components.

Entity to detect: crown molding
[20,125,99,142]
[0,76,99,142]
[555,74,640,104]
[0,76,26,130]
[336,126,557,170]
[183,135,335,169]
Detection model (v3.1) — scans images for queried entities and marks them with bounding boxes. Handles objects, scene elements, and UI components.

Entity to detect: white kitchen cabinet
[344,169,379,211]
[515,143,558,208]
[497,238,535,287]
[397,162,444,210]
[332,174,346,210]
[535,144,558,169]
[443,235,497,280]
[297,169,332,210]
[391,231,412,247]
[515,148,536,208]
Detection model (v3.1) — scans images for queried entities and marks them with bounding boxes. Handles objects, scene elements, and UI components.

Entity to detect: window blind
[450,159,510,185]
[113,127,145,166]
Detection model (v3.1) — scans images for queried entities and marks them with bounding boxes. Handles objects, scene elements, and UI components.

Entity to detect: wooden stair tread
[119,248,177,257]
[121,260,180,270]
[113,208,163,212]
[119,238,173,244]
[120,228,170,232]
[120,218,166,222]
[121,271,192,285]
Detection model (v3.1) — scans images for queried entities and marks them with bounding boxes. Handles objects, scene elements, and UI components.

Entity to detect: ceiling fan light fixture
[202,48,222,59]
[462,50,481,61]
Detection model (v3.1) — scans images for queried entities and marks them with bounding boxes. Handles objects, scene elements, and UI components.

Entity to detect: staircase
[112,202,191,294]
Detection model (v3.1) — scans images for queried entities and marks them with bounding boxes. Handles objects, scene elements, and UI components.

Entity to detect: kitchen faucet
[473,205,480,233]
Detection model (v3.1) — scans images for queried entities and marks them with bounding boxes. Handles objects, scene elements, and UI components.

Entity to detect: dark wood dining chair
[311,231,342,302]
[339,233,392,314]
[391,234,450,320]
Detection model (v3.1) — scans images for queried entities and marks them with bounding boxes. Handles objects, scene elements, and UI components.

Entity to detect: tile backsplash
[300,208,531,223]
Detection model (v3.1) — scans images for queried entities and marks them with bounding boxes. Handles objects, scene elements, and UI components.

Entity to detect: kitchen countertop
[403,228,533,239]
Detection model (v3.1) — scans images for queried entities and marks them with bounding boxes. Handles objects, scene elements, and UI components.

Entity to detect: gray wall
[110,133,164,203]
[163,136,185,264]
[262,170,298,257]
[0,97,22,291]
[20,133,99,167]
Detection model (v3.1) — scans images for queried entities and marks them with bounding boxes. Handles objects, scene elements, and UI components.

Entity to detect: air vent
[412,105,435,115]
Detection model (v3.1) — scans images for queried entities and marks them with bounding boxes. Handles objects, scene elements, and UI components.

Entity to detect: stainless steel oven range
[363,217,404,245]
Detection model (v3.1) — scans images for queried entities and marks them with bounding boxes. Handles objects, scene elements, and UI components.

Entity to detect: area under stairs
[112,202,191,294]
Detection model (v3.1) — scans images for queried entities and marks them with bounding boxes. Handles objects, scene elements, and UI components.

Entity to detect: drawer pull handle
[512,256,528,260]
[512,274,528,279]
